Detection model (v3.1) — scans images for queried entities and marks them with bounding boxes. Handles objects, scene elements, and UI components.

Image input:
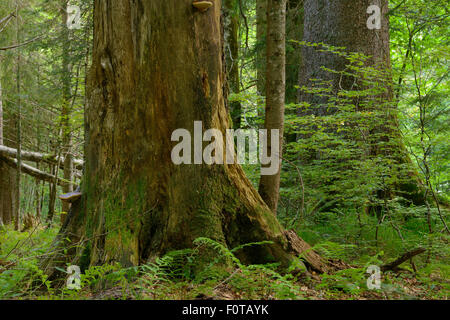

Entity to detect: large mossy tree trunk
[43,0,330,274]
[299,0,425,205]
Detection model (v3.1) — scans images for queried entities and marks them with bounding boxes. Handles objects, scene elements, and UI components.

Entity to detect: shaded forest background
[0,0,448,300]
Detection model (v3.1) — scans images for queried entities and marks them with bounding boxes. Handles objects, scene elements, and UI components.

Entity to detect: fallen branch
[381,248,426,272]
[0,144,83,170]
[0,12,15,26]
[0,35,43,51]
[0,155,77,186]
[0,11,15,34]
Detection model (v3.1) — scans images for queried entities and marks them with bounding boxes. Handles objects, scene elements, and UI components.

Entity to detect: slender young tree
[258,0,287,214]
[14,4,21,230]
[0,74,16,225]
[0,6,18,226]
[60,0,74,220]
[0,78,2,148]
[256,0,267,118]
[223,0,242,129]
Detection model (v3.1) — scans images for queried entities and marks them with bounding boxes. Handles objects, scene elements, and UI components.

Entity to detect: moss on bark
[42,0,328,281]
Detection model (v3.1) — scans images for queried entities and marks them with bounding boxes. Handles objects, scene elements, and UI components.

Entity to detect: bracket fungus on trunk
[193,1,213,12]
[59,187,82,204]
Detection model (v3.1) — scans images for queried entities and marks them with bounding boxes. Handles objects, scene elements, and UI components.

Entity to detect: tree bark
[285,0,303,144]
[14,5,22,230]
[223,0,242,129]
[286,0,303,104]
[256,0,267,118]
[0,76,16,225]
[258,0,286,214]
[61,0,74,219]
[300,0,392,110]
[0,77,3,146]
[299,0,424,205]
[42,0,315,273]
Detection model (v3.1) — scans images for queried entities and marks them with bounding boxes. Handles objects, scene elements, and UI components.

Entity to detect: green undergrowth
[0,225,448,300]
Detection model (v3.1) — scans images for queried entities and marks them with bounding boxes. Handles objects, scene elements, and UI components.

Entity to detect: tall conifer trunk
[256,0,267,118]
[223,0,242,129]
[258,0,286,214]
[0,76,16,225]
[61,0,74,219]
[299,0,424,205]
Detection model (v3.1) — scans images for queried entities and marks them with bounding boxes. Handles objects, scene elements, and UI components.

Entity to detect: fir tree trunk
[285,0,303,144]
[0,76,16,225]
[286,0,303,104]
[61,0,74,220]
[256,0,267,118]
[14,6,21,230]
[258,0,286,213]
[300,0,424,205]
[223,0,242,129]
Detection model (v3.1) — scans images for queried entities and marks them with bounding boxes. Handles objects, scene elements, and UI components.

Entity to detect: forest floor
[83,267,449,301]
[0,222,448,300]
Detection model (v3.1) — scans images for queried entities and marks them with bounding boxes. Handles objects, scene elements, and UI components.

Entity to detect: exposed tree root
[285,230,359,275]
